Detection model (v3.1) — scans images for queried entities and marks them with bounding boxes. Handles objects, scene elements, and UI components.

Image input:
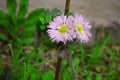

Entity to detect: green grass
[0,31,119,80]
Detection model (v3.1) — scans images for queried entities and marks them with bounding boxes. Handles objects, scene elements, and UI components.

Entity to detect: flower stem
[54,0,71,80]
[54,47,68,80]
[54,57,62,80]
[64,0,71,15]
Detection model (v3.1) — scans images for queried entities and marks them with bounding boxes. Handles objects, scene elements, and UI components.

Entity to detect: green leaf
[66,12,74,16]
[63,67,73,80]
[39,15,46,24]
[44,10,52,23]
[27,50,36,61]
[84,70,92,80]
[62,60,68,65]
[51,8,61,17]
[19,24,35,44]
[20,35,34,44]
[70,50,75,54]
[88,33,112,65]
[0,33,8,41]
[18,0,28,19]
[0,10,15,36]
[21,37,34,44]
[42,71,54,80]
[0,10,10,27]
[16,19,25,29]
[100,32,112,50]
[96,74,102,80]
[26,8,45,25]
[39,25,46,31]
[23,25,36,32]
[73,57,79,71]
[6,0,17,16]
[37,10,52,31]
[41,33,57,47]
[30,67,42,80]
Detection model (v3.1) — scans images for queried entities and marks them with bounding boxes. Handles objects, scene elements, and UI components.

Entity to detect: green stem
[68,53,78,80]
[9,44,15,65]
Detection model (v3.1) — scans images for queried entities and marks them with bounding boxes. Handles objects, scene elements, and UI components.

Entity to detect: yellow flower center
[59,25,68,33]
[77,24,83,32]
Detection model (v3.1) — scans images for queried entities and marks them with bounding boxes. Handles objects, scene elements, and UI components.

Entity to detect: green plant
[66,32,120,80]
[42,71,55,80]
[0,0,45,45]
[36,8,61,47]
[9,43,44,80]
[0,0,58,80]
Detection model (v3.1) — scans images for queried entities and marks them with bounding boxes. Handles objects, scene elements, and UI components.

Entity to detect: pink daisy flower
[47,15,75,44]
[73,14,92,43]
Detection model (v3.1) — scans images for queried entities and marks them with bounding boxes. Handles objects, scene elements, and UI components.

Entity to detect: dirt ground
[0,0,120,26]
